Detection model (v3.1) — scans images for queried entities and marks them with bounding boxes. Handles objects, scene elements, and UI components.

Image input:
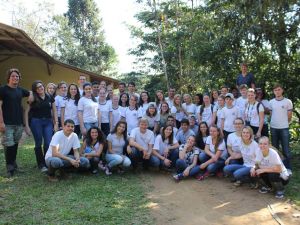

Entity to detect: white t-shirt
[121,107,143,134]
[221,106,240,132]
[205,136,227,160]
[240,140,259,167]
[153,134,178,155]
[165,97,174,108]
[107,133,126,155]
[144,114,160,128]
[98,101,111,123]
[129,128,155,152]
[139,103,150,116]
[213,105,224,128]
[171,106,185,122]
[227,132,242,153]
[269,98,293,129]
[182,103,197,116]
[109,105,122,129]
[244,102,264,127]
[78,97,99,123]
[61,99,79,125]
[197,105,213,126]
[255,148,289,180]
[55,95,64,117]
[235,96,248,120]
[45,130,80,159]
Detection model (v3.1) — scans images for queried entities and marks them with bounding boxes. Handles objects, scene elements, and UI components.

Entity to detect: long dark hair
[85,127,106,147]
[210,125,223,152]
[64,83,80,106]
[111,121,128,140]
[195,122,209,150]
[146,104,158,117]
[83,82,97,102]
[195,93,203,106]
[161,125,174,145]
[155,90,165,107]
[160,102,170,115]
[119,93,129,107]
[139,91,150,107]
[31,80,47,105]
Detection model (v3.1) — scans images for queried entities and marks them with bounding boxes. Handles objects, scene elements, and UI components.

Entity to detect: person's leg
[189,166,201,177]
[41,119,53,167]
[30,118,44,168]
[223,164,244,176]
[229,158,243,165]
[270,128,279,150]
[199,152,210,164]
[207,159,225,174]
[101,123,110,137]
[89,157,100,172]
[122,156,131,168]
[261,123,269,137]
[74,125,81,138]
[79,157,90,169]
[149,155,160,168]
[168,148,179,166]
[280,128,292,170]
[45,157,64,176]
[175,159,188,174]
[106,154,123,168]
[128,147,141,169]
[232,166,251,181]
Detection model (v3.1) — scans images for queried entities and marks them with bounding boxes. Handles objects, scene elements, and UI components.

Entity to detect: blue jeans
[46,155,90,176]
[84,122,98,131]
[175,159,200,176]
[270,128,291,169]
[158,148,179,168]
[223,164,251,180]
[129,148,160,168]
[199,152,225,173]
[30,118,53,168]
[106,153,131,168]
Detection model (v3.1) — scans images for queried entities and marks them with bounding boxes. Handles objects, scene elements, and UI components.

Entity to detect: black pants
[101,123,110,137]
[4,144,18,171]
[223,130,233,145]
[260,172,289,187]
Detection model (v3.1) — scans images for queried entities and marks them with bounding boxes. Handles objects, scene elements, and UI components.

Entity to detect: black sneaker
[259,186,272,194]
[275,191,284,199]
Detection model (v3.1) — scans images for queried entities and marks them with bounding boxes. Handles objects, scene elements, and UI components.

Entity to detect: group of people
[0,64,293,199]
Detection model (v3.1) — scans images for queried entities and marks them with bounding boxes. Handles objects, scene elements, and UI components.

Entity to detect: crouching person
[45,119,90,181]
[255,136,290,199]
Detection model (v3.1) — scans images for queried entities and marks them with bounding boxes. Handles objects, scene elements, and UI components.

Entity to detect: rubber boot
[34,147,45,169]
[4,145,16,177]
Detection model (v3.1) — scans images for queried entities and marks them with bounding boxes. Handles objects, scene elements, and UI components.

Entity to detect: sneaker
[249,182,259,189]
[259,186,272,194]
[105,166,112,176]
[216,171,223,178]
[48,175,58,182]
[117,167,125,174]
[41,166,48,173]
[234,180,242,186]
[287,169,292,176]
[275,191,284,199]
[91,169,98,174]
[98,161,106,171]
[173,174,181,182]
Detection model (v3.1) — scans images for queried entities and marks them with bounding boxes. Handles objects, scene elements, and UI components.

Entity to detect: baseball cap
[225,93,234,99]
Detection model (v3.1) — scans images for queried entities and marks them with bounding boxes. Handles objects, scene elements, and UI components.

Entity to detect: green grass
[0,139,153,225]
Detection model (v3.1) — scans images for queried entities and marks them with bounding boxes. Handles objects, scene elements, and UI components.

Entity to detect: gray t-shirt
[107,133,126,155]
[176,129,195,144]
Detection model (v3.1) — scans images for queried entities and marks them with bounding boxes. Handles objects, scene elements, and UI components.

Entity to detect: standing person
[0,68,31,177]
[109,95,122,132]
[194,93,203,107]
[269,83,293,173]
[165,87,176,108]
[236,62,255,89]
[195,122,209,151]
[24,81,58,173]
[91,81,100,101]
[128,82,140,99]
[128,118,158,169]
[220,86,229,97]
[143,103,160,134]
[159,102,170,128]
[210,90,219,106]
[80,127,105,174]
[106,121,131,175]
[121,94,142,134]
[45,119,90,181]
[46,83,57,98]
[155,90,165,110]
[173,135,200,181]
[55,81,67,129]
[98,88,110,136]
[106,85,114,105]
[99,80,107,90]
[61,83,81,137]
[255,87,270,137]
[212,95,225,128]
[221,93,240,142]
[255,136,289,199]
[139,91,151,116]
[225,118,244,165]
[188,115,199,134]
[235,84,248,119]
[78,83,99,137]
[78,74,87,96]
[152,125,179,169]
[223,126,258,186]
[171,94,187,128]
[244,88,264,140]
[118,82,126,96]
[198,125,227,180]
[182,94,197,116]
[119,92,129,115]
[197,94,214,127]
[164,115,179,138]
[176,119,195,145]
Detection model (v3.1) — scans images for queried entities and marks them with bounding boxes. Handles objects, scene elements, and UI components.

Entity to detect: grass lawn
[0,138,153,225]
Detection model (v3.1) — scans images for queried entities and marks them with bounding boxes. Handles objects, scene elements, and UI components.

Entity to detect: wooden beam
[46,62,52,76]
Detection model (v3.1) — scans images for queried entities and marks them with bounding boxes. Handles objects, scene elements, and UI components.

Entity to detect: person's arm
[85,143,104,158]
[153,121,159,134]
[61,107,65,128]
[179,146,187,159]
[212,111,217,126]
[52,101,59,131]
[183,153,198,177]
[78,111,86,135]
[80,141,87,156]
[107,140,115,154]
[98,110,102,129]
[52,145,79,167]
[220,118,225,135]
[256,164,281,175]
[73,148,81,161]
[24,104,31,135]
[200,150,221,169]
[0,100,5,132]
[288,110,292,123]
[257,111,264,137]
[204,144,214,158]
[129,137,146,152]
[109,111,113,131]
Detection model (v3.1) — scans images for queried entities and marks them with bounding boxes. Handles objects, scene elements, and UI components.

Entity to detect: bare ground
[140,172,300,225]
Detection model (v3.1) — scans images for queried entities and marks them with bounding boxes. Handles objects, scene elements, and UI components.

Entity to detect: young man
[236,62,255,89]
[221,93,240,143]
[45,119,90,181]
[92,81,100,100]
[269,84,293,173]
[127,82,140,99]
[78,74,87,96]
[118,82,126,96]
[235,84,248,120]
[129,118,159,169]
[165,87,176,108]
[0,68,31,177]
[188,115,199,134]
[220,86,229,97]
[176,119,195,145]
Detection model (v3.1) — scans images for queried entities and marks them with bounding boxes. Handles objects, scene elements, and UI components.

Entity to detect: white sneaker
[41,166,48,173]
[287,169,292,176]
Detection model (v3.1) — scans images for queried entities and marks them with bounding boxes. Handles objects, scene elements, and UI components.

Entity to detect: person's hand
[54,124,59,132]
[81,127,87,136]
[143,150,150,159]
[225,157,230,165]
[250,168,256,177]
[163,158,171,167]
[255,131,261,139]
[0,122,5,133]
[84,153,92,159]
[211,155,218,162]
[24,126,31,136]
[256,169,264,176]
[200,163,206,170]
[127,146,132,155]
[163,147,169,158]
[70,159,80,168]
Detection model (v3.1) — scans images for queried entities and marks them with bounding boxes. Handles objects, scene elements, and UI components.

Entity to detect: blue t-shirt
[236,73,255,87]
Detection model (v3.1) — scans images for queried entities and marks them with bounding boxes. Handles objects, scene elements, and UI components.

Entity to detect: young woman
[61,83,81,136]
[225,118,244,165]
[109,95,122,132]
[81,127,105,174]
[195,122,209,151]
[55,81,67,129]
[139,91,151,116]
[155,90,165,110]
[173,135,200,181]
[78,83,100,136]
[255,87,270,137]
[212,95,225,128]
[255,136,289,198]
[171,94,187,128]
[210,89,219,106]
[144,104,160,134]
[197,94,214,127]
[121,94,142,134]
[223,126,258,186]
[244,88,264,140]
[194,93,203,106]
[106,121,131,175]
[46,82,57,98]
[118,92,129,116]
[198,125,227,180]
[152,125,179,168]
[24,80,58,172]
[182,94,197,116]
[98,88,111,136]
[159,102,170,128]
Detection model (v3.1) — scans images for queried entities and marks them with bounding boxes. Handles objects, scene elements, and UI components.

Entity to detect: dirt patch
[141,172,300,225]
